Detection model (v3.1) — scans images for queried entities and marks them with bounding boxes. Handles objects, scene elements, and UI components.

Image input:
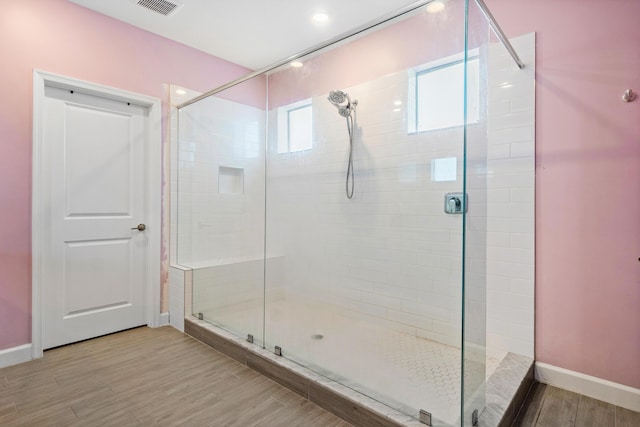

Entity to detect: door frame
[31,70,162,358]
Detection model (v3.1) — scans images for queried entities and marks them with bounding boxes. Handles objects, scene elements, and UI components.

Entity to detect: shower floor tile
[198,297,502,426]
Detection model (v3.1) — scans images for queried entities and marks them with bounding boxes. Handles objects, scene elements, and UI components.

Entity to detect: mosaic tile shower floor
[198,298,502,426]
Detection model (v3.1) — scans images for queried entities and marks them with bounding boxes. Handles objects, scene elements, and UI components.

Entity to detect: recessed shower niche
[218,166,244,195]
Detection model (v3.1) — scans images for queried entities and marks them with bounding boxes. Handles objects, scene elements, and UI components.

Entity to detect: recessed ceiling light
[175,89,186,95]
[393,100,403,106]
[312,11,329,24]
[290,61,304,68]
[426,1,445,14]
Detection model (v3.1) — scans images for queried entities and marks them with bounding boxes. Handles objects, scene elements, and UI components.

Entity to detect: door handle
[131,224,146,231]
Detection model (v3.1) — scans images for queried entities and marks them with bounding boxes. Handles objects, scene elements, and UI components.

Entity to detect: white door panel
[64,104,133,216]
[63,239,133,314]
[42,86,147,349]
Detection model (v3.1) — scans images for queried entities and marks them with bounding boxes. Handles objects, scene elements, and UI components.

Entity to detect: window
[277,99,312,154]
[408,54,479,133]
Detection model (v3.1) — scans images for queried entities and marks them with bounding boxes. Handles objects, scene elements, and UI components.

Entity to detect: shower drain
[311,334,324,340]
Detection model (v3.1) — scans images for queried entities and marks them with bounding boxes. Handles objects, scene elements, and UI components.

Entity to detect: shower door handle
[131,224,146,231]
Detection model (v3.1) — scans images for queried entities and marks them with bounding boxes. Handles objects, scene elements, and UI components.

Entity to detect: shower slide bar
[178,0,525,110]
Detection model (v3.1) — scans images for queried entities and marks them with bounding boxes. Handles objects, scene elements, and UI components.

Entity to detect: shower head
[328,90,348,105]
[328,89,357,116]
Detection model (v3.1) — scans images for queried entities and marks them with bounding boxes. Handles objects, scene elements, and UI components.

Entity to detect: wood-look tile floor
[514,382,640,427]
[0,326,352,427]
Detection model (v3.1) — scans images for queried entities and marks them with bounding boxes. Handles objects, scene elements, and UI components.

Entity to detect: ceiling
[69,0,422,70]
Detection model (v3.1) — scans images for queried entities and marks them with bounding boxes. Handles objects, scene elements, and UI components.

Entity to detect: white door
[42,86,148,349]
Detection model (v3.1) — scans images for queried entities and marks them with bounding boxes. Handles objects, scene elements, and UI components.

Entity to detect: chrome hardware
[419,409,432,426]
[475,0,525,69]
[444,192,467,214]
[274,346,282,356]
[197,312,204,320]
[622,89,636,102]
[131,224,146,231]
[247,334,254,343]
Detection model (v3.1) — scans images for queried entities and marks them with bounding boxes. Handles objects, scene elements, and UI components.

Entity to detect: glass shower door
[177,78,268,346]
[462,0,490,424]
[260,1,489,424]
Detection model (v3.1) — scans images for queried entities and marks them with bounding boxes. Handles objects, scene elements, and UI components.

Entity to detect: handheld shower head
[328,89,358,199]
[338,106,351,117]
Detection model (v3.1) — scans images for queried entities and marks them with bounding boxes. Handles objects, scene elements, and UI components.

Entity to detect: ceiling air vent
[134,0,183,16]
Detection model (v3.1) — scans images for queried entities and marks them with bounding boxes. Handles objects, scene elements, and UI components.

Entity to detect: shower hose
[345,111,355,199]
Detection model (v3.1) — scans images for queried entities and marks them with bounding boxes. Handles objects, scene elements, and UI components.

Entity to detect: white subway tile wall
[176,96,266,266]
[264,68,469,349]
[486,33,535,358]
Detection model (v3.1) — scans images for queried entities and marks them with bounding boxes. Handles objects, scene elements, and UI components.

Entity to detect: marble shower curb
[479,353,535,426]
[185,317,532,426]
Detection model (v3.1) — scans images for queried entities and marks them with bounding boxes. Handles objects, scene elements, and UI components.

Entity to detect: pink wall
[0,0,250,350]
[486,0,640,389]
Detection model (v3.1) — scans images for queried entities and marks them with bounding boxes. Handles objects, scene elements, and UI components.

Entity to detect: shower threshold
[185,317,533,426]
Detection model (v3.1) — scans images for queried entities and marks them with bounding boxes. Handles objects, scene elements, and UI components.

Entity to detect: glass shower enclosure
[176,0,500,424]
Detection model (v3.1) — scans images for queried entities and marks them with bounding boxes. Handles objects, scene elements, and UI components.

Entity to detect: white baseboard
[0,344,33,369]
[535,362,640,412]
[159,312,170,327]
